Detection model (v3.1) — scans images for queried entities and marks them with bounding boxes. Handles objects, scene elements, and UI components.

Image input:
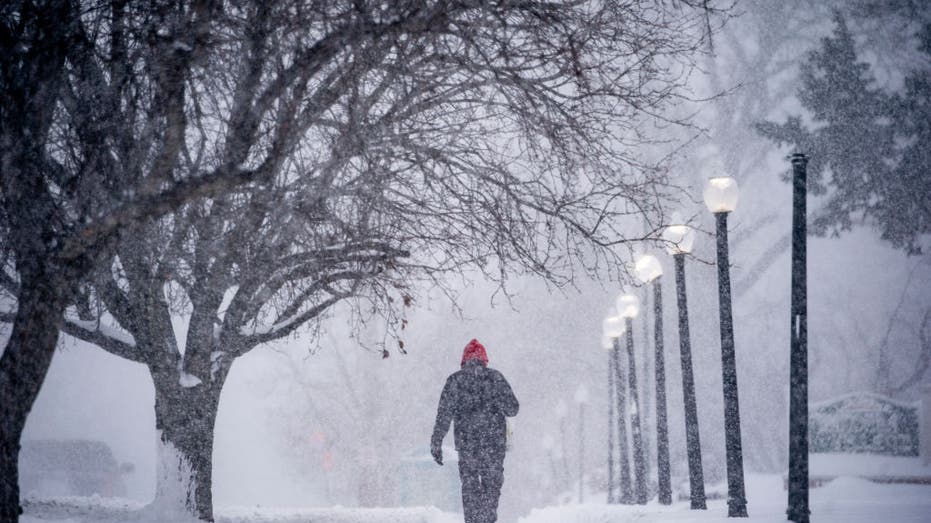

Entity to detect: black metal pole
[626,318,648,505]
[613,338,634,504]
[787,153,810,523]
[673,253,707,509]
[559,412,570,491]
[547,448,560,492]
[653,281,672,505]
[641,285,652,488]
[608,348,616,503]
[714,212,748,517]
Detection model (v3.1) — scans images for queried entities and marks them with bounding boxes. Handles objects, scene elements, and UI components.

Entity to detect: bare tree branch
[60,314,142,364]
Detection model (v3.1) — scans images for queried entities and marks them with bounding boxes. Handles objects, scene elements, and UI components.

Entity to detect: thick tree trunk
[149,364,226,522]
[0,2,74,519]
[0,269,68,523]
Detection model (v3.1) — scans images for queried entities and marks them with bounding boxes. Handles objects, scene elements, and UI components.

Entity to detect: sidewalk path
[517,474,931,523]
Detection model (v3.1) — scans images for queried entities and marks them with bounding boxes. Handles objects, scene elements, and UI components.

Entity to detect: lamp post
[601,334,617,503]
[786,153,810,523]
[603,314,633,503]
[704,176,748,517]
[575,384,590,503]
[542,434,557,487]
[556,399,571,492]
[641,284,653,490]
[618,292,648,505]
[663,220,707,509]
[635,254,672,505]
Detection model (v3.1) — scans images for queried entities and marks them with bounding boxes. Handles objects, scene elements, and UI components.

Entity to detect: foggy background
[17,1,931,522]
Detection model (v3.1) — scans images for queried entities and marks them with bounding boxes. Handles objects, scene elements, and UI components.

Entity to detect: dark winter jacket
[431,355,519,453]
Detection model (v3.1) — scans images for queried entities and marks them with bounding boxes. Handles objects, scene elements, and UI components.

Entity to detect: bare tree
[0,1,320,519]
[33,0,731,520]
[3,0,589,520]
[872,262,931,396]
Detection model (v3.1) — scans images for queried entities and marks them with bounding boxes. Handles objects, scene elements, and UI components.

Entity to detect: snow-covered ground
[22,497,461,523]
[809,452,931,480]
[22,473,931,522]
[519,474,931,523]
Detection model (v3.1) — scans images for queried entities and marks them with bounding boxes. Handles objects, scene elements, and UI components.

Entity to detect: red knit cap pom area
[461,338,489,367]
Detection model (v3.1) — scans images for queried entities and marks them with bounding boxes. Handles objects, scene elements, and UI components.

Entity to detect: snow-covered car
[19,439,133,498]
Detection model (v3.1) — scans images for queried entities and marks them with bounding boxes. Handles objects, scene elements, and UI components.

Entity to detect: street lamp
[556,399,571,492]
[575,384,590,503]
[542,434,559,491]
[634,254,672,505]
[704,176,748,517]
[662,219,707,509]
[601,332,618,503]
[786,153,810,523]
[617,291,648,505]
[603,314,633,504]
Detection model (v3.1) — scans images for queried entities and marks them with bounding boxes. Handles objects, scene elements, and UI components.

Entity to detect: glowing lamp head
[602,313,625,338]
[601,335,615,351]
[662,218,695,255]
[616,292,640,319]
[703,176,739,214]
[634,253,663,283]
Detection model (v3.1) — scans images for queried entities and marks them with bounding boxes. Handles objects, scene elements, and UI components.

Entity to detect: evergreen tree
[757,13,931,254]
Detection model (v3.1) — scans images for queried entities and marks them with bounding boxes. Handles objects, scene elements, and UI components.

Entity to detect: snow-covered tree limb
[60,315,141,364]
[2,2,732,521]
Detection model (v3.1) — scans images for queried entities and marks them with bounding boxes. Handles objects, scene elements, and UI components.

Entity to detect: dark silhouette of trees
[2,1,726,520]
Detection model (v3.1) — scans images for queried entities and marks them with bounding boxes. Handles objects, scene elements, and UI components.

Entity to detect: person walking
[431,339,519,523]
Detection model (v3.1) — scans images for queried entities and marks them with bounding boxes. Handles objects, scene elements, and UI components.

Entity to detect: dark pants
[457,446,505,523]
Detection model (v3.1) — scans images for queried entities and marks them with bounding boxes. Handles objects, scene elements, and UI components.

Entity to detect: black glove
[431,442,443,466]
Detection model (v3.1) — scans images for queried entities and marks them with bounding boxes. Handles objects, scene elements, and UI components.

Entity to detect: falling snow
[3,1,931,523]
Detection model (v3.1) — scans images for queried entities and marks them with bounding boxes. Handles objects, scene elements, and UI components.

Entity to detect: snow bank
[23,475,931,523]
[22,495,143,521]
[810,452,931,479]
[23,501,460,523]
[149,430,198,521]
[516,474,931,523]
[218,506,460,523]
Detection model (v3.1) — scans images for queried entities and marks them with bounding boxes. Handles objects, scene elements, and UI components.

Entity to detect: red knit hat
[461,338,489,367]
